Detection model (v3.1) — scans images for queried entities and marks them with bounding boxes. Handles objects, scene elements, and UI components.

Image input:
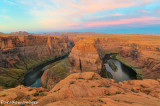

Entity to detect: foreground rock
[38,72,160,106]
[0,72,160,106]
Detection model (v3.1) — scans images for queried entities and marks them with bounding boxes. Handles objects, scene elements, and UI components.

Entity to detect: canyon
[0,33,160,105]
[0,34,74,87]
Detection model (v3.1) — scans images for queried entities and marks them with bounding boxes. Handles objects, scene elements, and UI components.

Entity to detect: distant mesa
[0,32,3,34]
[38,32,91,35]
[10,31,29,35]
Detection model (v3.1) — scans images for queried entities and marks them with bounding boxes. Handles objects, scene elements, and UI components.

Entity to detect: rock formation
[38,33,160,90]
[38,72,160,106]
[0,35,74,87]
[69,35,160,79]
[0,33,160,91]
[10,31,29,35]
[1,72,159,106]
[41,58,73,90]
[69,39,102,73]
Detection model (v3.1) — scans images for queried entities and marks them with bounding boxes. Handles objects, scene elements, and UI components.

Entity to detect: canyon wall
[0,35,74,87]
[0,33,159,88]
[0,35,74,68]
[69,35,160,79]
[42,34,160,90]
[69,39,102,73]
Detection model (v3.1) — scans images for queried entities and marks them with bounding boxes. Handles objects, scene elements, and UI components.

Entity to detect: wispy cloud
[0,15,10,20]
[1,9,8,13]
[110,13,124,16]
[3,0,16,5]
[64,16,160,30]
[85,16,160,27]
[1,0,160,32]
[18,0,158,29]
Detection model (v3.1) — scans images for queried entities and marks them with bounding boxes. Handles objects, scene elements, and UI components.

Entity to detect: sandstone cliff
[69,35,160,79]
[0,35,74,87]
[69,39,102,73]
[41,58,73,90]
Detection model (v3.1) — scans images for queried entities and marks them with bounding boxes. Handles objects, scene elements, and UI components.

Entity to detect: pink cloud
[69,16,160,29]
[18,0,160,31]
[139,10,148,13]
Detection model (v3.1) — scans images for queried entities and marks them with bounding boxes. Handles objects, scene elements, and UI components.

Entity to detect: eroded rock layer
[69,35,160,79]
[0,35,74,87]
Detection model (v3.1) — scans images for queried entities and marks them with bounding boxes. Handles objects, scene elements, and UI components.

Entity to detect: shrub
[70,81,74,84]
[91,85,95,88]
[106,93,111,96]
[32,92,39,96]
[28,88,33,91]
[131,88,135,92]
[40,92,45,96]
[53,90,57,92]
[114,99,120,102]
[2,94,6,97]
[98,99,103,102]
[78,77,84,79]
[115,91,121,94]
[32,98,37,101]
[26,95,31,100]
[98,85,103,87]
[105,85,110,88]
[88,78,92,80]
[156,48,160,52]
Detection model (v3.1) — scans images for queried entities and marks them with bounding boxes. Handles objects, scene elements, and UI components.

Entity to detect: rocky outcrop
[41,39,103,90]
[41,58,72,90]
[0,35,74,68]
[0,72,160,106]
[69,39,102,73]
[0,35,74,87]
[69,35,160,79]
[38,72,160,106]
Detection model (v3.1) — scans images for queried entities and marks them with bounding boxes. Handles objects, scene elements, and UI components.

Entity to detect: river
[105,59,137,82]
[22,55,68,87]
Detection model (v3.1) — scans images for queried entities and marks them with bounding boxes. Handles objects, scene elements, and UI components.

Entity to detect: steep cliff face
[0,35,74,87]
[69,39,102,73]
[0,35,74,68]
[41,58,72,90]
[69,35,160,79]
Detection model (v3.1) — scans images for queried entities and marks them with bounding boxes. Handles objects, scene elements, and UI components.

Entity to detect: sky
[0,0,160,34]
